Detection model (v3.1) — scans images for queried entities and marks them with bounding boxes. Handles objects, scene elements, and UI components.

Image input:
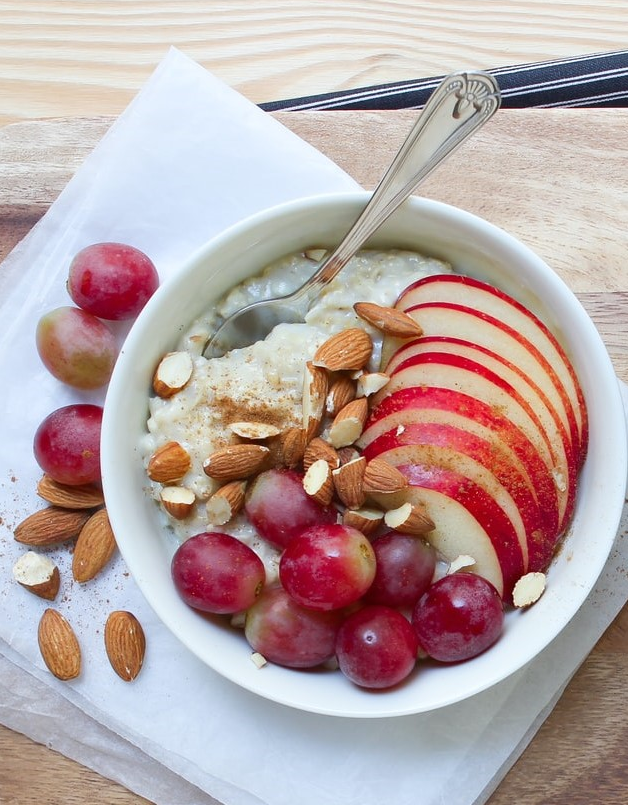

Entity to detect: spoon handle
[295,71,501,303]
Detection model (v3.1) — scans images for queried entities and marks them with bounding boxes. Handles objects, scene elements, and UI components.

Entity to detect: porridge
[141,248,451,577]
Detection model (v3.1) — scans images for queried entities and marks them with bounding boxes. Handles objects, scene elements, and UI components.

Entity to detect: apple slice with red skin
[369,463,525,599]
[362,419,558,572]
[386,299,584,467]
[385,335,577,476]
[371,350,576,531]
[358,384,560,541]
[395,273,587,460]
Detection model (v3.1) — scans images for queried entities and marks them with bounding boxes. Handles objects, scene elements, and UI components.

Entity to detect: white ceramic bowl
[101,192,627,718]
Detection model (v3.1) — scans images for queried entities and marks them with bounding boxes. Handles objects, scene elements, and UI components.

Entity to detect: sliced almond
[36,474,104,510]
[152,351,194,398]
[302,361,329,440]
[326,375,356,417]
[342,507,385,536]
[72,508,117,583]
[312,328,373,372]
[203,444,269,482]
[13,551,60,600]
[303,248,328,262]
[356,372,389,398]
[332,456,366,510]
[384,501,435,535]
[363,458,409,494]
[206,480,247,525]
[251,651,268,668]
[512,572,547,607]
[228,421,282,440]
[353,301,424,338]
[328,397,369,448]
[147,441,191,484]
[278,426,307,468]
[161,486,196,519]
[303,458,334,506]
[303,437,340,473]
[38,608,81,681]
[104,610,146,681]
[447,554,477,574]
[337,445,361,465]
[14,507,91,546]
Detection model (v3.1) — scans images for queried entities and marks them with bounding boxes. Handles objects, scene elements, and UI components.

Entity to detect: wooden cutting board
[1,109,628,805]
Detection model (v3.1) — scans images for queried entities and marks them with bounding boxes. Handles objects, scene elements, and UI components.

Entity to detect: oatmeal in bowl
[101,192,626,717]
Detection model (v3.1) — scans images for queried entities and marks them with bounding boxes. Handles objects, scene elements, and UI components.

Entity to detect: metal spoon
[204,71,500,358]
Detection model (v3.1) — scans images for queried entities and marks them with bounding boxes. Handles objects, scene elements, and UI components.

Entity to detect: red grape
[36,306,117,389]
[171,531,265,614]
[244,586,342,668]
[336,605,418,689]
[67,242,159,320]
[279,523,376,611]
[411,572,504,662]
[365,531,436,608]
[33,404,102,485]
[244,467,336,550]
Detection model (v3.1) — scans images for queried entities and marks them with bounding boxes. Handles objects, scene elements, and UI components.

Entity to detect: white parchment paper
[1,48,627,805]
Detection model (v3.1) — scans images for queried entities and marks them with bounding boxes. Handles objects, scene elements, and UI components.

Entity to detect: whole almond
[104,610,146,681]
[312,328,373,372]
[72,508,117,583]
[326,375,356,417]
[278,427,307,468]
[303,437,340,472]
[363,458,409,494]
[147,441,191,484]
[14,507,91,546]
[203,443,269,482]
[37,474,104,510]
[353,302,424,338]
[38,608,81,681]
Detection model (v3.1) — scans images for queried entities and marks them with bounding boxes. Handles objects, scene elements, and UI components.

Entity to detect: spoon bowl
[204,71,500,357]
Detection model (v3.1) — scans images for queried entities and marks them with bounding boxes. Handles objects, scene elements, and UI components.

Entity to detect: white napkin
[1,48,627,805]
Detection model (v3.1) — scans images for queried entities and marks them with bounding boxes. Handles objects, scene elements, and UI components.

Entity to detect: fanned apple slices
[358,274,588,600]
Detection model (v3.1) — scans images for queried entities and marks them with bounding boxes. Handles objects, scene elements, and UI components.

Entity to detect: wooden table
[2,0,628,128]
[2,105,628,805]
[2,4,628,802]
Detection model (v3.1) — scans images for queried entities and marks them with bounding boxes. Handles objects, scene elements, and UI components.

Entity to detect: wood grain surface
[1,109,628,804]
[2,0,628,127]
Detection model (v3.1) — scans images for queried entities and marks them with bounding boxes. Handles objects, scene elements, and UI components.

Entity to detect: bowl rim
[102,191,627,718]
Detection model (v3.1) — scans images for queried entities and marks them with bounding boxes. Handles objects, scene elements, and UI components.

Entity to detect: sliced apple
[358,384,560,542]
[369,463,526,599]
[395,278,587,461]
[385,335,577,473]
[372,351,575,531]
[363,420,549,569]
